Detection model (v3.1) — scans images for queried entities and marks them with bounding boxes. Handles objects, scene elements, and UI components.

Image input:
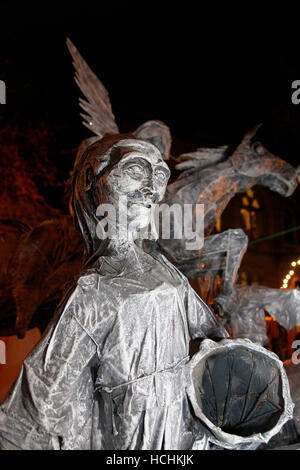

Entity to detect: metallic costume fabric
[0,247,226,450]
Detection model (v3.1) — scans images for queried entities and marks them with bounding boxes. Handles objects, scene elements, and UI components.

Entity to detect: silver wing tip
[66,37,78,60]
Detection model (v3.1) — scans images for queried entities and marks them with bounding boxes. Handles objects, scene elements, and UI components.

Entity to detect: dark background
[1,2,300,159]
[0,1,299,235]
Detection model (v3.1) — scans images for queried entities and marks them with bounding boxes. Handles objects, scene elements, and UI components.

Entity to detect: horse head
[231,124,299,197]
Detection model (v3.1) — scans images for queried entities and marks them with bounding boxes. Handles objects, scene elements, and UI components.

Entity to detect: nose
[141,187,154,197]
[140,173,154,196]
[140,187,159,203]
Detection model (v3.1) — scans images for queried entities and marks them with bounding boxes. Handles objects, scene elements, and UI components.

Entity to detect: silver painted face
[97,140,170,236]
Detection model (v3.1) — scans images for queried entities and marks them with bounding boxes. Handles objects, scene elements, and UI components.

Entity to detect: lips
[127,199,153,209]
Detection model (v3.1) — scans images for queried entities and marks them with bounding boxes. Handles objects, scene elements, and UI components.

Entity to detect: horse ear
[134,120,172,160]
[242,123,263,142]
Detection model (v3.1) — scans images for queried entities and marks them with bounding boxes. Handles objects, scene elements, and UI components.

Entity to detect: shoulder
[77,270,100,290]
[62,269,115,331]
[75,269,114,299]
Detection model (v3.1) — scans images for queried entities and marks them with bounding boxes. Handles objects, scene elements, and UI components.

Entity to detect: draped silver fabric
[215,285,300,344]
[0,247,227,450]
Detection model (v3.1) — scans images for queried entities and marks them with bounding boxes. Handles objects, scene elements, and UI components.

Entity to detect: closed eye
[155,169,169,184]
[124,164,145,179]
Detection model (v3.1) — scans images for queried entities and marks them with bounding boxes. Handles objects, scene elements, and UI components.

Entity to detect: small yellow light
[286,274,291,280]
[283,285,287,288]
[289,270,295,275]
[292,261,297,267]
[298,260,300,265]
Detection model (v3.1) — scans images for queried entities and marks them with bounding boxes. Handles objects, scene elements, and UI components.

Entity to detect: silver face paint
[98,140,170,241]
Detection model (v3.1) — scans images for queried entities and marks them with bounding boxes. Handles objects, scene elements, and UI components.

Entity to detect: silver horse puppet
[0,134,293,450]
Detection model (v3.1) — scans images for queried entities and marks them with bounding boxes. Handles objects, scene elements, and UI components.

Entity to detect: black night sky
[0,2,300,180]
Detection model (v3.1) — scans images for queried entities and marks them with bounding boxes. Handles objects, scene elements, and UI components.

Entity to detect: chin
[128,206,152,220]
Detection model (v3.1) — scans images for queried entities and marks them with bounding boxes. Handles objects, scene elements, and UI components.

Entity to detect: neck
[102,236,144,259]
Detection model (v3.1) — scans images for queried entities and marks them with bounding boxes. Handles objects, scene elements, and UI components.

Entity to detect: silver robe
[0,248,226,450]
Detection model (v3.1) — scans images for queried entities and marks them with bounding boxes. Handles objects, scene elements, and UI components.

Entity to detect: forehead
[113,139,169,171]
[120,152,169,170]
